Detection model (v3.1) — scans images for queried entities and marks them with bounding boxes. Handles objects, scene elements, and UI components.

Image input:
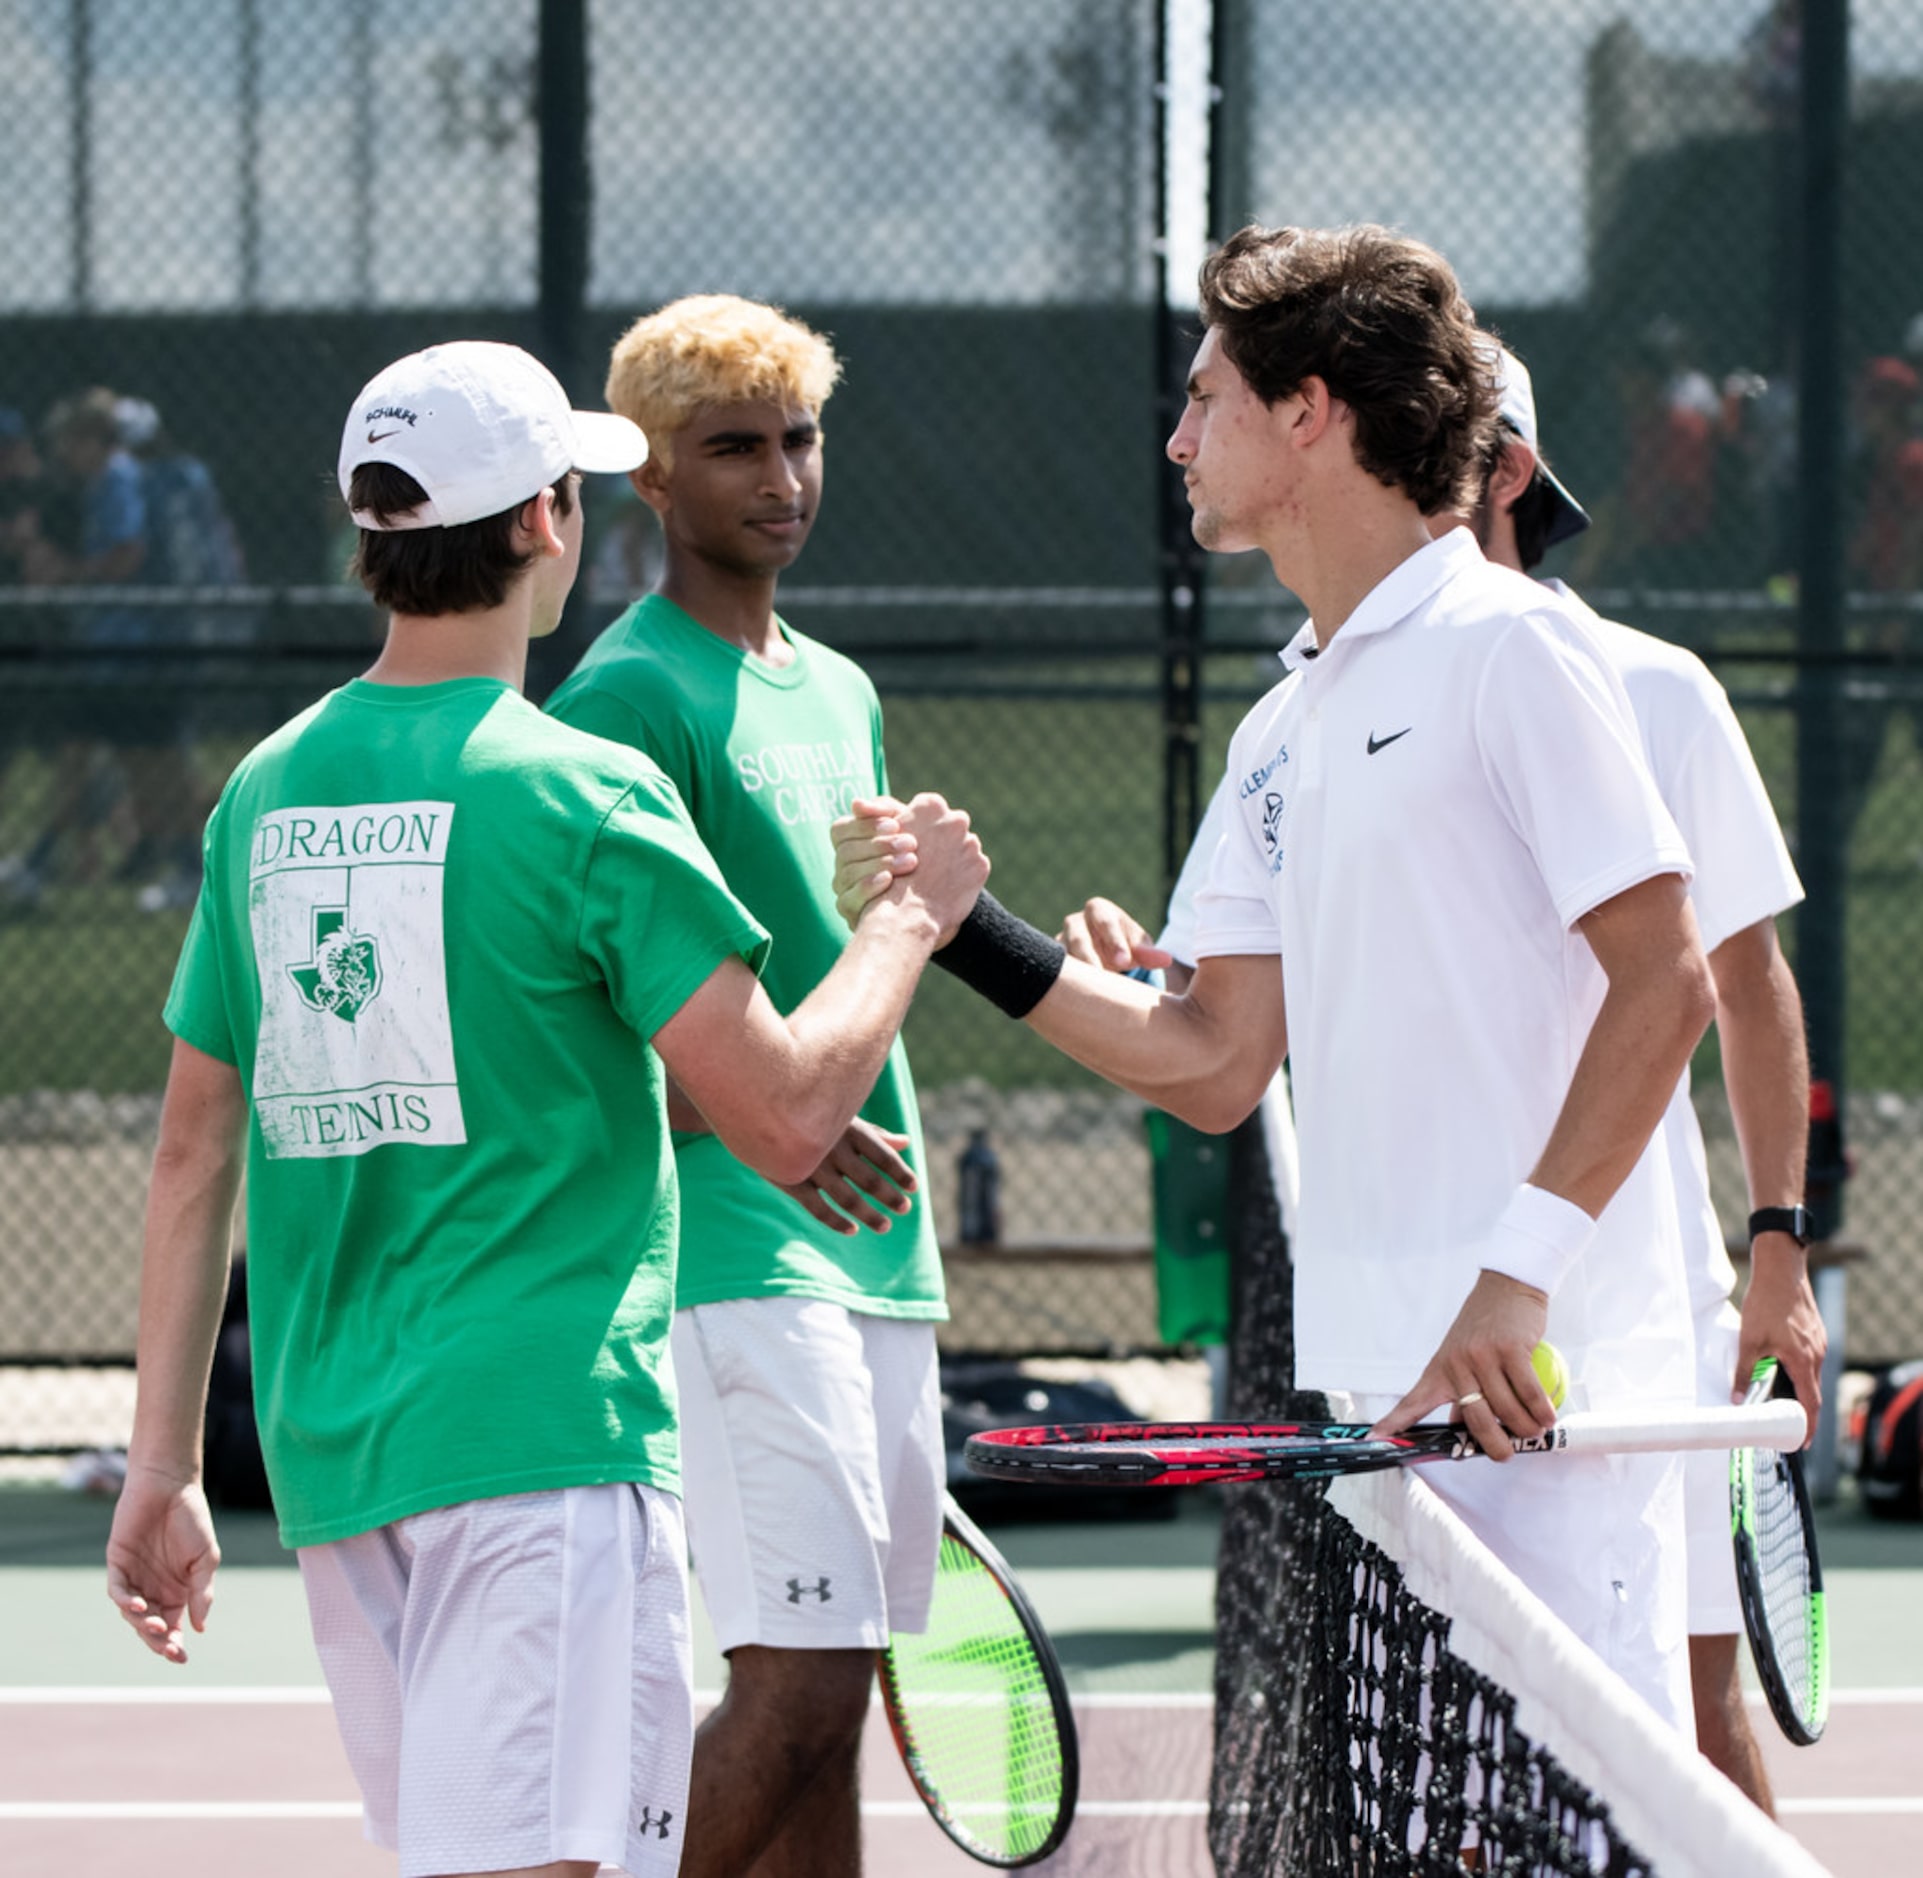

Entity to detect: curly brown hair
[1197,224,1498,516]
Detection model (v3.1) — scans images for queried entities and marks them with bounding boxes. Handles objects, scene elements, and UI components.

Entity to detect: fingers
[1058,909,1101,967]
[108,1581,190,1662]
[1371,1273,1552,1461]
[840,1120,916,1190]
[780,1183,861,1235]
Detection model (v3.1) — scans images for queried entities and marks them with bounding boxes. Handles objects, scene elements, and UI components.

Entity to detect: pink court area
[2,1687,1919,1877]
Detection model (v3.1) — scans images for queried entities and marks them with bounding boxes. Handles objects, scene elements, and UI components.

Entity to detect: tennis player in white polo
[833,224,1715,1732]
[1061,340,1829,1797]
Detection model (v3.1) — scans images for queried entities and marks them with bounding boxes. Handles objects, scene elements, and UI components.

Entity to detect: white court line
[0,1800,1212,1823]
[11,1798,1923,1824]
[7,1799,1915,1822]
[0,1685,1220,1708]
[7,1685,1915,1707]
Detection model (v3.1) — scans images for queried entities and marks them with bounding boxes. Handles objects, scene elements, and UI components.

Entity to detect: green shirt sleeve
[578,770,770,1040]
[162,850,240,1067]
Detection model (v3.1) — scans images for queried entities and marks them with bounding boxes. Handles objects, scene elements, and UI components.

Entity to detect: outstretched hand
[1058,896,1174,976]
[1368,1270,1556,1459]
[775,1116,917,1236]
[106,1466,221,1663]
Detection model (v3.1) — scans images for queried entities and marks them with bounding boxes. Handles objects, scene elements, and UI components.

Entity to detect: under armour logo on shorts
[786,1575,833,1603]
[635,1805,674,1840]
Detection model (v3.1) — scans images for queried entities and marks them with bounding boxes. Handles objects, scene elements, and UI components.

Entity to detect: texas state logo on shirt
[247,802,466,1159]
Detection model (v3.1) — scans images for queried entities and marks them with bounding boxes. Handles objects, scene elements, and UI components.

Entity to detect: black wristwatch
[1748,1205,1814,1248]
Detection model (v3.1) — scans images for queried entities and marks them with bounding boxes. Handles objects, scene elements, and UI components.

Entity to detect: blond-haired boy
[548,295,946,1875]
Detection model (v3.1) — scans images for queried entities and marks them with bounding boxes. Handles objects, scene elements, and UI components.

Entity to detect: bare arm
[668,1064,916,1236]
[1375,871,1716,1450]
[655,794,985,1186]
[837,801,1282,1130]
[1023,951,1284,1131]
[1712,917,1825,1416]
[105,1038,247,1663]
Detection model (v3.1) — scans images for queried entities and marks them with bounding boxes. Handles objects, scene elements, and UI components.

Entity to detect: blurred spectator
[0,409,52,916]
[114,396,233,908]
[21,388,147,606]
[0,406,44,584]
[116,395,248,642]
[1578,319,1723,591]
[2,390,149,902]
[5,389,211,912]
[1836,353,1923,836]
[1848,356,1923,606]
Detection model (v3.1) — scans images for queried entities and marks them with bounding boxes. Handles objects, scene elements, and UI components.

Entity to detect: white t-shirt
[1192,530,1696,1407]
[1544,581,1805,1368]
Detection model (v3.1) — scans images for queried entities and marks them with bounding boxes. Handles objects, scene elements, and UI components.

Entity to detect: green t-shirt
[547,595,944,1319]
[163,677,768,1548]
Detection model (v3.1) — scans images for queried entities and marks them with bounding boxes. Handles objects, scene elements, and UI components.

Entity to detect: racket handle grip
[1549,1400,1807,1455]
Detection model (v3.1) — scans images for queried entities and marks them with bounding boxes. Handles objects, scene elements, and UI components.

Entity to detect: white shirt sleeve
[1476,612,1694,928]
[1654,681,1803,953]
[1189,709,1287,961]
[1156,772,1235,967]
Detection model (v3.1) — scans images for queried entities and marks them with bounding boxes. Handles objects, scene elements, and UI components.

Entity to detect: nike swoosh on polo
[1366,728,1412,755]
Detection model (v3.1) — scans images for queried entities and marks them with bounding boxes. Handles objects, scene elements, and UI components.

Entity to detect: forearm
[1023,955,1282,1133]
[127,1052,247,1481]
[748,898,945,1172]
[1530,959,1714,1218]
[1714,929,1810,1213]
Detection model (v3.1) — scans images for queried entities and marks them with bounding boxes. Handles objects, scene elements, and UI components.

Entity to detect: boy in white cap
[104,340,985,1878]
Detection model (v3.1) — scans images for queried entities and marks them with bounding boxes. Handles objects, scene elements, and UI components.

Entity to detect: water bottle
[957,1127,1002,1245]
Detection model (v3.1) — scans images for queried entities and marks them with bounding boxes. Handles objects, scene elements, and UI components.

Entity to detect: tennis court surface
[3,1476,1917,1876]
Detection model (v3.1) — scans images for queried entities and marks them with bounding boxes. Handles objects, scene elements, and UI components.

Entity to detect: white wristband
[1482,1184,1595,1296]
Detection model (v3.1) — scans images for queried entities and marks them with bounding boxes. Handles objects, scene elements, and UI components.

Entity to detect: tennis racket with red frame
[964,1400,1807,1489]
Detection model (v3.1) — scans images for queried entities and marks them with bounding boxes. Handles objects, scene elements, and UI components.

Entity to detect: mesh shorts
[672,1296,945,1653]
[298,1481,691,1878]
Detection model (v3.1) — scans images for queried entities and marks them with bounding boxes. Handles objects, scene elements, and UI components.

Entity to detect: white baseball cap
[338,340,648,531]
[1488,344,1590,550]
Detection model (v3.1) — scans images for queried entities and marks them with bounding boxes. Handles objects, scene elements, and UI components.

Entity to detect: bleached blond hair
[604,294,841,463]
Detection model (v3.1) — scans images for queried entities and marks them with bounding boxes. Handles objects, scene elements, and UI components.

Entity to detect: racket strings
[1741,1448,1826,1731]
[885,1530,1069,1861]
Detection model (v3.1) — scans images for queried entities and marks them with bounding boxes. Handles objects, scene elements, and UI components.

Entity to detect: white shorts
[672,1296,945,1652]
[1685,1297,1744,1636]
[1340,1392,1693,1740]
[299,1482,691,1878]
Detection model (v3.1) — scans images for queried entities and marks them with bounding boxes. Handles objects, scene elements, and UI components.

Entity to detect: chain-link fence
[5,1,1923,1450]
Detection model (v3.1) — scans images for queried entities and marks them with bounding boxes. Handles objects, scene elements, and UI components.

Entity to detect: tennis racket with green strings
[877,1494,1079,1867]
[1731,1358,1829,1744]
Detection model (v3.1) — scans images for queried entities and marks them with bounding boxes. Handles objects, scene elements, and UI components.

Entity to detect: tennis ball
[1531,1340,1569,1410]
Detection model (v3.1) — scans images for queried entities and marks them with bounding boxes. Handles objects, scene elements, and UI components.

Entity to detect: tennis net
[1209,1456,1834,1876]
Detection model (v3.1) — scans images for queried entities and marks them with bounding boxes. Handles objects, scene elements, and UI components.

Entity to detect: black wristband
[1748,1205,1813,1248]
[932,889,1067,1019]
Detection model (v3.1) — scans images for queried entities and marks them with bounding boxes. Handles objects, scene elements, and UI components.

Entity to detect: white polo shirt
[1546,582,1805,1349]
[1192,530,1697,1407]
